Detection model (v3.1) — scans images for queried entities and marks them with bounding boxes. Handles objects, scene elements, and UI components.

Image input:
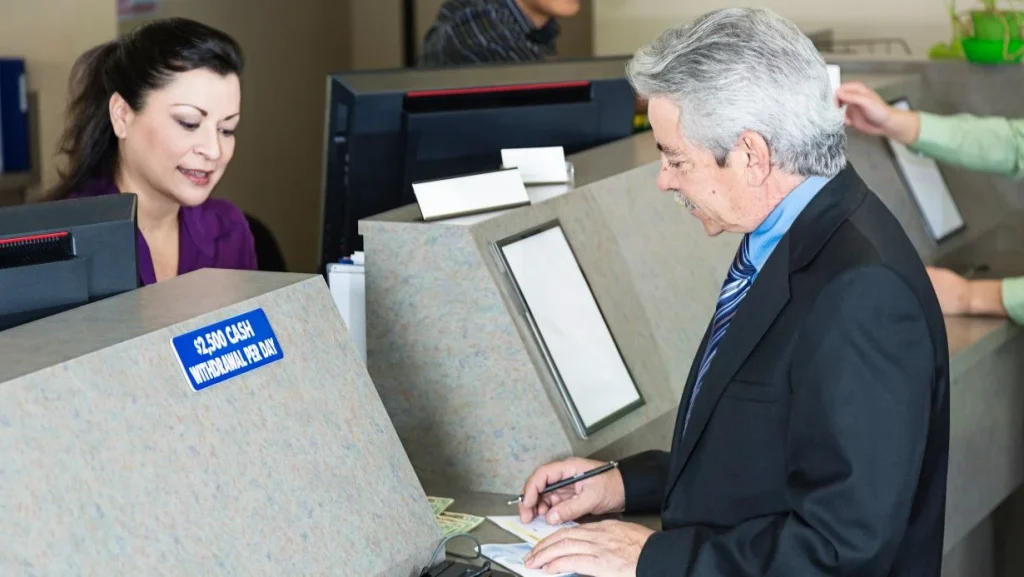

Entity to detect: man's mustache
[673,191,698,210]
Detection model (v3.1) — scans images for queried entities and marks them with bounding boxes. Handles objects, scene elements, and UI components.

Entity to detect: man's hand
[523,520,654,577]
[518,458,626,525]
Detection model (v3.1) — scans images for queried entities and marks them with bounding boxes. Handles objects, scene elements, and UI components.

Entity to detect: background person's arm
[838,82,1024,180]
[912,112,1024,180]
[1000,276,1024,323]
[923,268,1024,324]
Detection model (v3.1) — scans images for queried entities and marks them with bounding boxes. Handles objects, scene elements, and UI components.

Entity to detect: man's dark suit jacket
[619,166,950,576]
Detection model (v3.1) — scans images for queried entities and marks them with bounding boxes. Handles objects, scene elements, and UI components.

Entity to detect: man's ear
[738,130,771,187]
[109,92,132,139]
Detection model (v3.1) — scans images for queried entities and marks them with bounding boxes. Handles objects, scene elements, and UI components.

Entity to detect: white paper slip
[413,168,529,221]
[326,262,366,362]
[501,147,569,184]
[827,64,841,94]
[480,543,575,577]
[488,515,579,545]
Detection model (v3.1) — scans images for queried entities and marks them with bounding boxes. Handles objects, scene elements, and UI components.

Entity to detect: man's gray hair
[627,8,846,178]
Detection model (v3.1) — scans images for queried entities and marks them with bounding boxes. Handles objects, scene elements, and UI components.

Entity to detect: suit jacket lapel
[668,319,711,452]
[667,238,791,490]
[663,165,870,497]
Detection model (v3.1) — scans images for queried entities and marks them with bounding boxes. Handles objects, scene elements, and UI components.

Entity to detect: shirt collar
[503,0,561,44]
[747,175,831,271]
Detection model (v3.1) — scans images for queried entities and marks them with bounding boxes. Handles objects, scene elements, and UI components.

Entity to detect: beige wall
[0,0,117,194]
[559,0,595,59]
[593,0,950,58]
[351,1,403,70]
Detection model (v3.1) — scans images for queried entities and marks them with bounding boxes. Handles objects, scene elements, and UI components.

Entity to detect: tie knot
[729,235,756,280]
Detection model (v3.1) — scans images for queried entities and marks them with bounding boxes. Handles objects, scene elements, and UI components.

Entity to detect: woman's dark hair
[49,17,243,200]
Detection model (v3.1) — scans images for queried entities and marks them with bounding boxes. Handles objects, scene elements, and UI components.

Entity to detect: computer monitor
[0,194,138,331]
[319,57,636,267]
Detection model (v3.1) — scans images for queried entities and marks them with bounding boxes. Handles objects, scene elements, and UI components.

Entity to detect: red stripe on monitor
[0,231,69,246]
[406,81,590,98]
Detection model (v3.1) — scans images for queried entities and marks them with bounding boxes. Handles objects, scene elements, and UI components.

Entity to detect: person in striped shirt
[420,0,580,67]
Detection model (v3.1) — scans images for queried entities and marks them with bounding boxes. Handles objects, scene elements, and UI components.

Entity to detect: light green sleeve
[1001,276,1024,324]
[911,111,1024,180]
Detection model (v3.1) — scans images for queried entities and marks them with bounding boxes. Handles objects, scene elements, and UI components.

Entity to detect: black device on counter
[0,194,138,331]
[420,559,511,577]
[319,57,636,266]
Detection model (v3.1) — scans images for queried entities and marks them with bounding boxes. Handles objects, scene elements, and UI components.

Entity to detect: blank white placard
[888,99,965,240]
[500,225,642,433]
[413,168,529,221]
[501,147,569,184]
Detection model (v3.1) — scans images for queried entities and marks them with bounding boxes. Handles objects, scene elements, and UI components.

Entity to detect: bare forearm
[886,109,921,146]
[967,279,1007,317]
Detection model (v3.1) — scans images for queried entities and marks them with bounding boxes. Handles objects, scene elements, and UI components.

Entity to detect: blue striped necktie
[683,234,757,430]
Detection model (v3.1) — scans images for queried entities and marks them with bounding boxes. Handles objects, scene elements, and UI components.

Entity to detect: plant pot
[962,37,1024,63]
[971,10,1022,41]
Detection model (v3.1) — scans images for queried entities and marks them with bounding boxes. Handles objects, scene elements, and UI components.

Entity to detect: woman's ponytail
[49,41,121,200]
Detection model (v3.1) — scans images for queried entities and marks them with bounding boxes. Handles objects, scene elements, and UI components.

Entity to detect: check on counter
[481,543,571,577]
[488,516,578,545]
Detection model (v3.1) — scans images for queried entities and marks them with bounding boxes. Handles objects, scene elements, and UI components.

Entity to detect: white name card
[434,183,573,226]
[413,168,529,221]
[827,64,841,94]
[501,147,569,184]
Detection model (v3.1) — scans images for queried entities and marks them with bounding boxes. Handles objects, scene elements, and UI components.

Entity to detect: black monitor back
[0,194,138,331]
[320,57,635,267]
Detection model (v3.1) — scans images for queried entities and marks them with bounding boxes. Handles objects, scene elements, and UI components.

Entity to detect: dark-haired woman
[50,17,256,285]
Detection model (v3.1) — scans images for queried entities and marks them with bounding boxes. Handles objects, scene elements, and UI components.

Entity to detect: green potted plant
[931,0,1024,63]
[970,0,1022,41]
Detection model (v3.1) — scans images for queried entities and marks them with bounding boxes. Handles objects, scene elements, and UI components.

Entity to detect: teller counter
[0,269,441,575]
[360,59,1024,577]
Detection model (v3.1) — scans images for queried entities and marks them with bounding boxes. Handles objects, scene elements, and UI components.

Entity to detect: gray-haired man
[515,8,949,577]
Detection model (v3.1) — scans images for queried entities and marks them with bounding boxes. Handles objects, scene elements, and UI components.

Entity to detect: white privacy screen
[889,99,965,241]
[500,225,642,435]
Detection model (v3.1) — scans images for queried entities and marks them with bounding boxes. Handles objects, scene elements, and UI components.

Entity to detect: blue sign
[171,308,284,391]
